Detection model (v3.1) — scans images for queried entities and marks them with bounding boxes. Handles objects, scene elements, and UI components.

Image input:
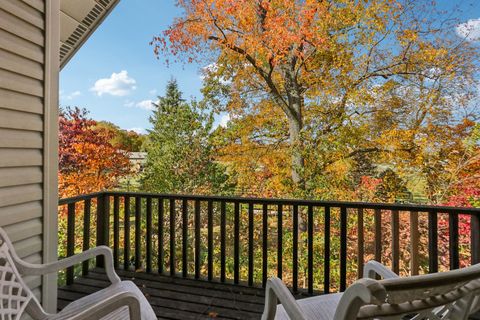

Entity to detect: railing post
[340,206,347,292]
[234,201,240,284]
[410,211,419,275]
[471,214,480,265]
[323,206,330,294]
[135,196,142,271]
[66,202,75,285]
[207,200,213,281]
[82,199,91,276]
[307,205,313,294]
[428,210,438,273]
[374,209,382,263]
[391,210,400,274]
[146,196,153,273]
[113,196,120,270]
[357,208,364,279]
[449,213,459,270]
[96,193,109,268]
[292,204,299,293]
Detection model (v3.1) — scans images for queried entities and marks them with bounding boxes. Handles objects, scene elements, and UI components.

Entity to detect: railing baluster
[234,201,240,284]
[182,199,188,277]
[248,203,254,286]
[158,198,164,274]
[262,203,268,288]
[449,212,459,270]
[410,211,419,275]
[357,207,364,279]
[308,205,314,294]
[194,200,201,279]
[220,201,226,282]
[170,199,176,276]
[124,196,131,271]
[392,210,400,275]
[135,196,142,270]
[66,202,75,285]
[96,194,109,268]
[113,195,120,270]
[471,214,480,265]
[292,204,299,293]
[340,206,347,292]
[428,210,438,273]
[146,196,152,273]
[374,209,382,263]
[207,200,213,281]
[82,199,91,276]
[324,206,330,294]
[277,204,283,279]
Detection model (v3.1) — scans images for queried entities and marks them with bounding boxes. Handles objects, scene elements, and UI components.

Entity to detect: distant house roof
[60,0,120,68]
[129,152,147,161]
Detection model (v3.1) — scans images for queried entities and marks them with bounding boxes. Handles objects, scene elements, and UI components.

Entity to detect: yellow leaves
[402,29,418,42]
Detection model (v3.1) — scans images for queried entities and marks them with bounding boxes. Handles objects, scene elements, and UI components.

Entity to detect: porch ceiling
[60,0,120,69]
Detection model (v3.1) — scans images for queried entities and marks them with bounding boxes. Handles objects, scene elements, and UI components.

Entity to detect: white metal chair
[0,227,156,320]
[262,260,480,320]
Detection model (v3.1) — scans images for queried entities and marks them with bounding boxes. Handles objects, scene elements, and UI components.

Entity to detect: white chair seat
[54,280,156,320]
[263,261,480,320]
[275,293,343,320]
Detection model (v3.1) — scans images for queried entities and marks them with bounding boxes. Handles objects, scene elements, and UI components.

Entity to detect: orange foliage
[58,108,131,199]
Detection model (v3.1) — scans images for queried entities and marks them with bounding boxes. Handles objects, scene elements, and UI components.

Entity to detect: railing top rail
[58,191,105,205]
[58,191,480,215]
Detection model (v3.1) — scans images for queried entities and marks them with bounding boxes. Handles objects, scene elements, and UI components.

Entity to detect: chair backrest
[335,264,480,320]
[0,228,46,320]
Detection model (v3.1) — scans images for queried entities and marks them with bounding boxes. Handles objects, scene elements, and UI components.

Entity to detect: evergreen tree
[142,79,232,194]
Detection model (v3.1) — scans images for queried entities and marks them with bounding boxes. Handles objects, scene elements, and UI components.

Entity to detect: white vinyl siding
[0,0,46,304]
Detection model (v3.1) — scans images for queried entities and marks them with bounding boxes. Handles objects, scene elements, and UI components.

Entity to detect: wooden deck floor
[58,269,480,319]
[58,268,267,319]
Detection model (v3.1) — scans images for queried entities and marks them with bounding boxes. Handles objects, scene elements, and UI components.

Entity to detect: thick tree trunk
[287,101,304,189]
[284,68,305,192]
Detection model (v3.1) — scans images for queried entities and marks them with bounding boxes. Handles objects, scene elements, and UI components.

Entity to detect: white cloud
[456,18,480,41]
[128,127,147,134]
[135,99,155,110]
[124,99,156,110]
[91,70,137,96]
[60,90,81,101]
[219,114,231,127]
[149,89,157,95]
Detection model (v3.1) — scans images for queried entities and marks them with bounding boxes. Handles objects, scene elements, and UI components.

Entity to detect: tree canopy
[154,0,480,202]
[142,80,232,194]
[58,107,131,198]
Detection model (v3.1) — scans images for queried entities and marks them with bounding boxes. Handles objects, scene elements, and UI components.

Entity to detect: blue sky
[60,0,209,133]
[60,0,480,134]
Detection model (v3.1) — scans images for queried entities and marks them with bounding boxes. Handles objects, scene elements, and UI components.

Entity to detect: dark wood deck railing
[58,191,480,295]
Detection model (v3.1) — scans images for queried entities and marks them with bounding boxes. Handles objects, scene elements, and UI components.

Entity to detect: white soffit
[60,0,120,69]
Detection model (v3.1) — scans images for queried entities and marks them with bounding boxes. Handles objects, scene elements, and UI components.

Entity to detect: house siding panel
[0,0,50,308]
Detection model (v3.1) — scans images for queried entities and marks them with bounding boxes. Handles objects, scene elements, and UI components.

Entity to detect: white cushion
[275,293,343,320]
[56,281,156,320]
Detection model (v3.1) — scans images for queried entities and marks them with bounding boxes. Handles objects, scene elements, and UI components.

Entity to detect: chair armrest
[15,246,121,284]
[262,277,307,320]
[363,260,399,280]
[66,291,141,320]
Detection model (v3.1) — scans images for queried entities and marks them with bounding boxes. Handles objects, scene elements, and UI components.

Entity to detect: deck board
[58,268,267,320]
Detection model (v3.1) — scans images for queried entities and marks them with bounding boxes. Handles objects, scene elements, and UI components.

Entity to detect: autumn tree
[154,0,479,198]
[142,80,232,194]
[96,121,146,152]
[59,107,131,198]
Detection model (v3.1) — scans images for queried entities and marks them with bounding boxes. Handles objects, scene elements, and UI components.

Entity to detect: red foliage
[58,108,131,199]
